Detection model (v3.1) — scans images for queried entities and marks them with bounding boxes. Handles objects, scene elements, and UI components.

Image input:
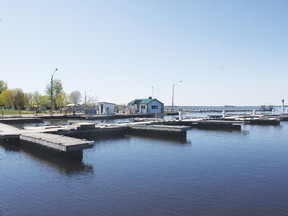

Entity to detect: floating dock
[20,132,93,152]
[0,123,94,160]
[0,117,43,123]
[0,123,21,139]
[128,124,191,140]
[221,115,280,126]
[163,119,243,130]
[0,121,191,160]
[191,120,242,130]
[23,122,129,139]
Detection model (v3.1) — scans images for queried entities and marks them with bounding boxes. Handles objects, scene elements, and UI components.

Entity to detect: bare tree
[69,91,82,105]
[33,91,41,108]
[87,95,98,108]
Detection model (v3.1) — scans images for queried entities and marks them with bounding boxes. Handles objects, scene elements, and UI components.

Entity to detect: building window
[141,105,146,109]
[151,105,158,109]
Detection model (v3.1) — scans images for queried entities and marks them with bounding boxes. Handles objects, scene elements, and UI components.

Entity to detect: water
[1,120,288,215]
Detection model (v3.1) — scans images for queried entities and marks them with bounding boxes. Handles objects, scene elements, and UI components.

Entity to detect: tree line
[0,80,96,112]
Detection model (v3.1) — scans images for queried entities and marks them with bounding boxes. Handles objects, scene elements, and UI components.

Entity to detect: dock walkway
[130,124,190,132]
[0,123,21,138]
[0,123,94,152]
[20,132,93,152]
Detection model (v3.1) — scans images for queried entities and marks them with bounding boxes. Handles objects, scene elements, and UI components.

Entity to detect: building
[128,97,164,114]
[98,102,116,115]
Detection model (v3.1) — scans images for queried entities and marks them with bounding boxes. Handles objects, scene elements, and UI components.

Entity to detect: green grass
[0,110,35,116]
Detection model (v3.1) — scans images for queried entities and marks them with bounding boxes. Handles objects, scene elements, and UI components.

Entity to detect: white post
[171,80,182,112]
[179,110,183,121]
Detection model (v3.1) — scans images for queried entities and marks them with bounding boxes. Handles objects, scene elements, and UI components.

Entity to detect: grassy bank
[0,110,36,116]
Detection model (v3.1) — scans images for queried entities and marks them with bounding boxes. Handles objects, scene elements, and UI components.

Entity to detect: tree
[0,80,7,94]
[55,92,67,110]
[87,95,98,108]
[23,93,30,110]
[12,89,25,109]
[26,93,34,109]
[25,91,42,111]
[0,91,5,107]
[32,91,41,108]
[69,91,82,105]
[46,79,64,110]
[39,95,50,110]
[0,89,13,109]
[69,91,82,115]
[0,95,4,107]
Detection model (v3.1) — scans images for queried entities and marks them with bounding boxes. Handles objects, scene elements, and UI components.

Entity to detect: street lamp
[50,68,58,116]
[171,80,182,112]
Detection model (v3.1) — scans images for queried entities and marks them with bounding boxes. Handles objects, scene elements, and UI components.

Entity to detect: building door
[101,104,104,114]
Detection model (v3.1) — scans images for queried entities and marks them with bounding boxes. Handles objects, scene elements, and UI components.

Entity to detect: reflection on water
[0,140,20,152]
[0,140,93,175]
[1,121,288,216]
[123,135,192,146]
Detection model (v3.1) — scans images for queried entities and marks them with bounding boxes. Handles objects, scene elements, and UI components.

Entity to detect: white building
[98,102,116,115]
[128,98,164,114]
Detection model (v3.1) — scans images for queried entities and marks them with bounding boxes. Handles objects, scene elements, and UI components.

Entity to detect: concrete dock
[161,119,243,130]
[0,117,43,124]
[0,123,94,154]
[22,121,190,140]
[191,120,242,130]
[0,121,191,159]
[23,122,129,139]
[0,123,21,139]
[220,115,280,126]
[128,124,191,139]
[20,133,93,152]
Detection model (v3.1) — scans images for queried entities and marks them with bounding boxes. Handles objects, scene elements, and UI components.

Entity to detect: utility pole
[50,68,58,116]
[171,80,182,112]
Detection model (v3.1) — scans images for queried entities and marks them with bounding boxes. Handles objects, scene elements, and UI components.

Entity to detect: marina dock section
[0,123,21,139]
[0,110,283,160]
[219,115,280,126]
[20,132,93,152]
[156,119,243,130]
[0,123,94,160]
[128,124,191,140]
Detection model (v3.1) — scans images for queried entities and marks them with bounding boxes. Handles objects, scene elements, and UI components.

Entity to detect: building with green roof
[128,97,164,114]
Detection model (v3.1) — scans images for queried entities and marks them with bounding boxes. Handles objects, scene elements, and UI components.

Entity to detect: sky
[0,0,288,106]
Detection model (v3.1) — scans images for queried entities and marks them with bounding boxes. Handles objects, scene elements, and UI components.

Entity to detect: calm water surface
[1,121,288,216]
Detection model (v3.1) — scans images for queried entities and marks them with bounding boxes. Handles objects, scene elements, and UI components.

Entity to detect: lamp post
[171,80,182,112]
[50,68,58,116]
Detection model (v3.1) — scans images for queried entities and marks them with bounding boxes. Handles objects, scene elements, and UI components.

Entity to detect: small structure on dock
[98,102,116,115]
[128,97,164,114]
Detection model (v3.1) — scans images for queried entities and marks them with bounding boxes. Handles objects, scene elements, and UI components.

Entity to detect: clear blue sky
[1,0,287,106]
